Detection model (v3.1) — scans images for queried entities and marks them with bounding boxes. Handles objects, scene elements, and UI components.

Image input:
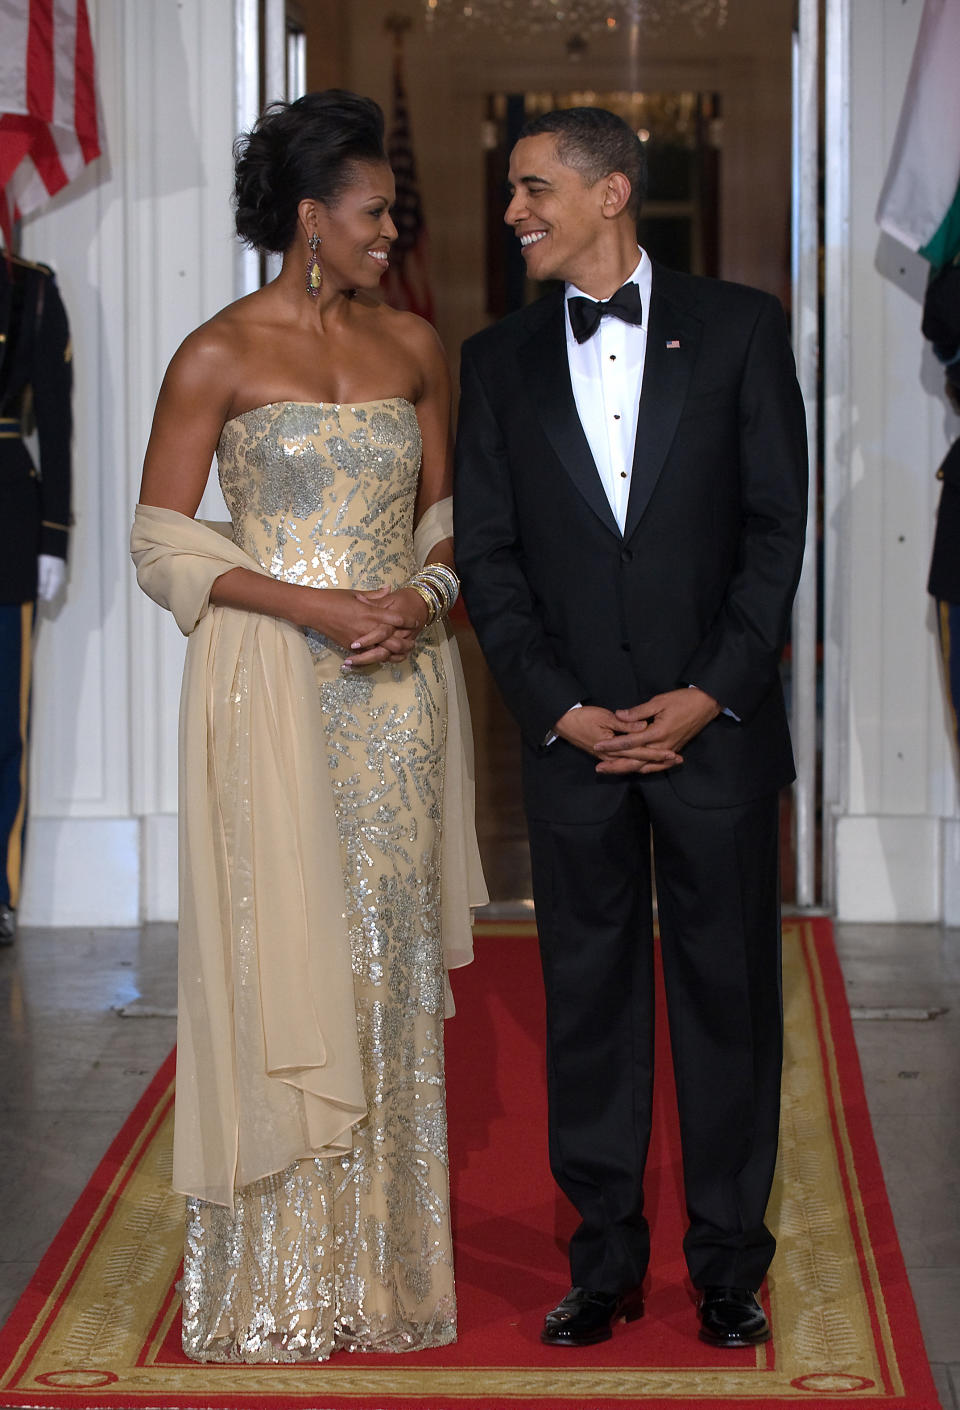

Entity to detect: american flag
[383,49,435,323]
[0,0,103,246]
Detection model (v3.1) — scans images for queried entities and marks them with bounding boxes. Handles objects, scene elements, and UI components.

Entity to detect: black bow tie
[567,281,643,344]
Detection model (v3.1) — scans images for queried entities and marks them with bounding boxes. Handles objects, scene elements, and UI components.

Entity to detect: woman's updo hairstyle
[234,90,387,255]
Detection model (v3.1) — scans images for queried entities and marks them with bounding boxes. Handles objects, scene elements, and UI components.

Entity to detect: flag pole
[385,12,412,99]
[381,11,436,323]
[384,12,413,45]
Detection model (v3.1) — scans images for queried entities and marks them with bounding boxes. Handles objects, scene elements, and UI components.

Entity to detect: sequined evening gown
[180,399,454,1362]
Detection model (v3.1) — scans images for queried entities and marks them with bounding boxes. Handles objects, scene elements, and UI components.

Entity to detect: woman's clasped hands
[301,584,431,669]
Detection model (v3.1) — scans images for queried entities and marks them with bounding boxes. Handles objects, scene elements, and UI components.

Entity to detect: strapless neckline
[223,397,414,430]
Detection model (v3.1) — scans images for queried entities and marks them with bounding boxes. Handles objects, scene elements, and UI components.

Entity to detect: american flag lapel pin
[666,339,681,349]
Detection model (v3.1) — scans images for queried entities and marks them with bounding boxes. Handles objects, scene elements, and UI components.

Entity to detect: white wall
[827,0,960,923]
[18,0,237,925]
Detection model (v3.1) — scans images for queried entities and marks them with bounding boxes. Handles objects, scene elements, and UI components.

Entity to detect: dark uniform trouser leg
[528,777,782,1296]
[0,602,34,910]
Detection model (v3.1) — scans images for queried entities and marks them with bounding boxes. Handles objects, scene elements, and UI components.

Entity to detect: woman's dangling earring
[306,233,322,297]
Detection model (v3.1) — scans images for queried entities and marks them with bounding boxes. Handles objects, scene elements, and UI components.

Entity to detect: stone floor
[0,916,957,1405]
[832,921,960,1410]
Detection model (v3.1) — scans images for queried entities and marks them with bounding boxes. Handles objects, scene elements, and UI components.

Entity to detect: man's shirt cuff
[545,700,582,746]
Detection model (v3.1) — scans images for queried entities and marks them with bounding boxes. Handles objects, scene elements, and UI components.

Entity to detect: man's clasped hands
[555,686,722,775]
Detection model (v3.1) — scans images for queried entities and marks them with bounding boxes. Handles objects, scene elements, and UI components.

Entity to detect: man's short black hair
[518,107,647,219]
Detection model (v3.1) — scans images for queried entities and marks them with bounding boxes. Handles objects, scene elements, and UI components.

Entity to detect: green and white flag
[876,0,960,271]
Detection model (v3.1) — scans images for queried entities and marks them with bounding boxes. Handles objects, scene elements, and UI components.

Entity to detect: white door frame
[234,0,286,292]
[791,0,821,909]
[793,0,851,913]
[822,0,851,912]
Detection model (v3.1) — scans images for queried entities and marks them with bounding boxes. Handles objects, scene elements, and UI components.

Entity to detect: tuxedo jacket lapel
[519,293,621,539]
[623,264,702,542]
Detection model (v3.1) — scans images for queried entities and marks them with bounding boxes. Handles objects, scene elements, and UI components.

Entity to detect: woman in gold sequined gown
[132,91,485,1363]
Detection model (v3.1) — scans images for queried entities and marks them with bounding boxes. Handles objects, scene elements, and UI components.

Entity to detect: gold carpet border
[800,926,899,1395]
[0,1080,175,1393]
[472,919,539,938]
[1,921,905,1402]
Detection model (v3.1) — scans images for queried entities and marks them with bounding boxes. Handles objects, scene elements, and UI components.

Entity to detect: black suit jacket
[0,255,73,604]
[453,262,808,820]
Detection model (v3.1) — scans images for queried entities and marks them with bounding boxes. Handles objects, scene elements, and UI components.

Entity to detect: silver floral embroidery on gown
[180,399,453,1362]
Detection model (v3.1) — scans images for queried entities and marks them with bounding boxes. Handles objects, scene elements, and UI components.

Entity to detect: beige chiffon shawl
[130,501,486,1209]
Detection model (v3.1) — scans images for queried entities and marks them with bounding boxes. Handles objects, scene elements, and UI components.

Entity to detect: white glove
[37,554,66,602]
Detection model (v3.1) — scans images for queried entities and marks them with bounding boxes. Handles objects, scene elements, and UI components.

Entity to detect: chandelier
[423,0,729,38]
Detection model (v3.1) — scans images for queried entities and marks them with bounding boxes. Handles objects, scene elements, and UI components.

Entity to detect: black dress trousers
[527,767,782,1295]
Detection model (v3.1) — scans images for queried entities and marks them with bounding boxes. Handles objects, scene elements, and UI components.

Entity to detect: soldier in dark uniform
[924,256,960,762]
[0,252,73,943]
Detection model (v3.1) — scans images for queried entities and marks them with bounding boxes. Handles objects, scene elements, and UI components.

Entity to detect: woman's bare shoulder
[161,293,271,400]
[372,303,447,385]
[382,302,443,350]
[180,293,267,360]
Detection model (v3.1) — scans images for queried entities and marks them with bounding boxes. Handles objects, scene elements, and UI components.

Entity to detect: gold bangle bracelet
[408,581,439,624]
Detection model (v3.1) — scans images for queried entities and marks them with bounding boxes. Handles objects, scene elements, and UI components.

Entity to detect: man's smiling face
[504,133,609,286]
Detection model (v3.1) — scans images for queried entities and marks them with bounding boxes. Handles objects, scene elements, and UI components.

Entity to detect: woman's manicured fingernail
[350,641,362,650]
[342,661,353,672]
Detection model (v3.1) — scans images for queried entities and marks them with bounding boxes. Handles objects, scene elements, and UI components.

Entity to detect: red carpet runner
[0,918,941,1408]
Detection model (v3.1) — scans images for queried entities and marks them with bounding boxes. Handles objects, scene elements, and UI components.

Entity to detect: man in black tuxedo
[454,108,807,1349]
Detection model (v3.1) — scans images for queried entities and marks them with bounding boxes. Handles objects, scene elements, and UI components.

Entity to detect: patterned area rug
[0,918,940,1408]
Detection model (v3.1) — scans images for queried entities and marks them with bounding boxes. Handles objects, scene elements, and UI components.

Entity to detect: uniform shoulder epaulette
[4,251,54,276]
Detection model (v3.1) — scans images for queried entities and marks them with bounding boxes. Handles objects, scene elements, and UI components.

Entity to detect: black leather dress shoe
[698,1286,770,1346]
[541,1285,645,1347]
[0,903,15,944]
